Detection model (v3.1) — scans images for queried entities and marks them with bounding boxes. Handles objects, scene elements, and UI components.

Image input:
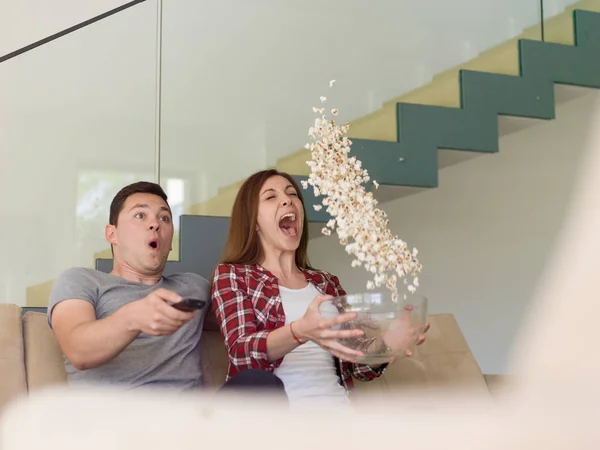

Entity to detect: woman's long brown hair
[220,169,313,269]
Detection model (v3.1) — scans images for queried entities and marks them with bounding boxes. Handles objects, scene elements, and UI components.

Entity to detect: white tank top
[273,282,351,410]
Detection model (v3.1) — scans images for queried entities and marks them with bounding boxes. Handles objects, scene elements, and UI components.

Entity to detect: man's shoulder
[164,272,210,289]
[54,267,108,287]
[48,268,108,322]
[165,272,208,282]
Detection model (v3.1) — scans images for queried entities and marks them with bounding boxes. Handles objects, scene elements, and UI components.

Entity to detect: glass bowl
[319,292,428,365]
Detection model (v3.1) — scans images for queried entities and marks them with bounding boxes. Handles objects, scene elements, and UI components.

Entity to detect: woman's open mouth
[278,212,298,237]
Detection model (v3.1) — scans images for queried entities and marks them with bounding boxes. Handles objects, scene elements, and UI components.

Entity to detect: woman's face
[256,175,305,255]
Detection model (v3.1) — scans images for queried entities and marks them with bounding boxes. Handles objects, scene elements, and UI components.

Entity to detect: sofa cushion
[0,305,28,411]
[200,330,228,390]
[18,309,228,392]
[22,312,67,392]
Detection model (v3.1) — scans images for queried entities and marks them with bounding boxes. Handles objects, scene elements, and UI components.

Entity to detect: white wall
[308,89,599,375]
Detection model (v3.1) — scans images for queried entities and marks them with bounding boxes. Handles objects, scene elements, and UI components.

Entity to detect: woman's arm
[265,325,304,362]
[211,265,365,369]
[211,264,301,371]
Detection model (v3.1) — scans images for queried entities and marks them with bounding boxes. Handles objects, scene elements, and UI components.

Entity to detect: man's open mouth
[148,239,160,250]
[278,213,298,237]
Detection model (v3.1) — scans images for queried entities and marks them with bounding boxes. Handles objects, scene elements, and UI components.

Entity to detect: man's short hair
[109,181,170,226]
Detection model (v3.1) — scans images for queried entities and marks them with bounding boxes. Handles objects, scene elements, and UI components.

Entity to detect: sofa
[0,303,509,412]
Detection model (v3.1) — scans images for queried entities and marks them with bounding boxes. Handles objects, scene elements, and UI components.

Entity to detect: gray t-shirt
[48,267,210,391]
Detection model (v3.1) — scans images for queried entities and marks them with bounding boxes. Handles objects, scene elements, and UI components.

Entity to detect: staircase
[26,5,600,306]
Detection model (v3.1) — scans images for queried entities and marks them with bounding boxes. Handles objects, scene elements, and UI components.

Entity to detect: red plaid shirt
[211,263,386,392]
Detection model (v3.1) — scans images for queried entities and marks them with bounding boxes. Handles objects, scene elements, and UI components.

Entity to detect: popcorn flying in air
[301,81,421,299]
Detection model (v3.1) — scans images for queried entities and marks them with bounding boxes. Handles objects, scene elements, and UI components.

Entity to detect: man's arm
[50,299,140,371]
[50,288,196,371]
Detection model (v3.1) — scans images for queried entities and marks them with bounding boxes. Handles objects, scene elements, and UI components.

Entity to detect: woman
[211,169,428,409]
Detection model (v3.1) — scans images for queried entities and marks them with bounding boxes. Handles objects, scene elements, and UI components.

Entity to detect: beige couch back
[0,304,491,411]
[0,305,28,410]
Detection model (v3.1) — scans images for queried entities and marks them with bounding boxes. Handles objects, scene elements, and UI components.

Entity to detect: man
[48,181,284,395]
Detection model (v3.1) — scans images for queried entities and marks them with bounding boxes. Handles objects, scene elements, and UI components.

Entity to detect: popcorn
[302,83,421,300]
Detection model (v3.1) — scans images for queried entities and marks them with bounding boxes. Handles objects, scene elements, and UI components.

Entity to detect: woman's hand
[293,294,365,362]
[384,305,431,362]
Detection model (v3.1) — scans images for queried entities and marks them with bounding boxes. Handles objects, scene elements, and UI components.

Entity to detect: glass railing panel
[0,1,158,307]
[160,0,543,222]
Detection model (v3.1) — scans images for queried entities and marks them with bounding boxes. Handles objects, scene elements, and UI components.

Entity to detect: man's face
[106,193,174,276]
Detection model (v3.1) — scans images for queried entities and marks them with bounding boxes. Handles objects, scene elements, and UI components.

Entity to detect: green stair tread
[460,70,555,120]
[574,9,600,47]
[347,9,600,192]
[398,103,499,153]
[520,39,600,87]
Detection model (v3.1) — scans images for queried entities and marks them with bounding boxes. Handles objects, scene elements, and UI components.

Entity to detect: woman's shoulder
[212,263,253,292]
[213,262,265,278]
[212,263,275,293]
[303,267,341,284]
[304,267,346,296]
